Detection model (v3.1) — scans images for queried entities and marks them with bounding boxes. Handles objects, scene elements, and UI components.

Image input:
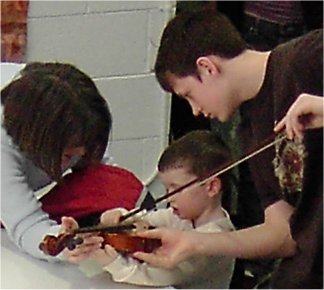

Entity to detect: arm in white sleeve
[1,134,62,261]
[103,254,186,287]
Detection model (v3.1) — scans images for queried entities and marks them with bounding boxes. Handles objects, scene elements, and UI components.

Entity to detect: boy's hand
[100,208,151,230]
[60,216,104,264]
[100,209,123,226]
[60,216,78,233]
[91,244,119,266]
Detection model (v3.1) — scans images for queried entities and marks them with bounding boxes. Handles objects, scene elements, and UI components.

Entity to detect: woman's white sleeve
[1,138,61,261]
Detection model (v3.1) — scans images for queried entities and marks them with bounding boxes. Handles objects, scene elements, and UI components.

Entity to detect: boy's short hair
[158,130,233,195]
[154,9,247,92]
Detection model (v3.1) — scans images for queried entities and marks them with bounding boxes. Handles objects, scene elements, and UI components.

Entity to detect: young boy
[133,10,323,289]
[69,130,235,288]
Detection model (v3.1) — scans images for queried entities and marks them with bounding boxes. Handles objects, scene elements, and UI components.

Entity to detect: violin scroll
[39,233,83,256]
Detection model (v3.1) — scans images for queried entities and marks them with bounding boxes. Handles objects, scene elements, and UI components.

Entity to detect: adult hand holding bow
[274,93,323,139]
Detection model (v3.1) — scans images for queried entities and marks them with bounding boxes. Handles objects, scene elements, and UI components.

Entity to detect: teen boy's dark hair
[1,62,112,181]
[154,10,247,92]
[158,130,233,196]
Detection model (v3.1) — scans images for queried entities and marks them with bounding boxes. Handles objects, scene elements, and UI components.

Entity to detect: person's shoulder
[196,210,235,233]
[289,29,322,51]
[274,29,323,58]
[270,29,323,75]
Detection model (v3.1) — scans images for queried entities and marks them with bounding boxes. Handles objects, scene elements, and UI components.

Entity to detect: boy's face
[158,167,213,221]
[167,72,237,122]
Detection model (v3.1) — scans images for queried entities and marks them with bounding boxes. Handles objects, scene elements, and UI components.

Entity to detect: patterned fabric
[1,1,29,62]
[273,135,307,205]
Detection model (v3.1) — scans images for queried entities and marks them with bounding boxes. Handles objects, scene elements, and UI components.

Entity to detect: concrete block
[109,136,167,185]
[26,12,148,77]
[109,138,144,180]
[28,1,87,18]
[87,1,172,13]
[95,74,169,140]
[146,6,175,71]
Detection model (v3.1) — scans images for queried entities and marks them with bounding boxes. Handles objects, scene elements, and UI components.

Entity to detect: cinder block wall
[26,1,175,190]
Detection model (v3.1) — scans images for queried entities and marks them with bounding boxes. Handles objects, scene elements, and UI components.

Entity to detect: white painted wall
[25,1,175,192]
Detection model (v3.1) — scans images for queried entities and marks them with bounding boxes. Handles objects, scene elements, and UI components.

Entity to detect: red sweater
[41,163,143,223]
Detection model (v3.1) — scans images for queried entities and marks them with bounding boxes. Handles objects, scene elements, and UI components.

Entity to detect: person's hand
[100,209,123,226]
[101,208,151,231]
[60,216,79,234]
[274,93,323,139]
[60,216,104,264]
[132,228,198,269]
[90,244,119,266]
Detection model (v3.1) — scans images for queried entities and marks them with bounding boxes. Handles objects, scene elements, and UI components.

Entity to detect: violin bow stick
[197,131,287,186]
[119,131,287,223]
[119,190,157,222]
[70,193,156,235]
[73,223,136,234]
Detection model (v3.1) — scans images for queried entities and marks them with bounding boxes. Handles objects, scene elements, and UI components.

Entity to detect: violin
[39,223,161,257]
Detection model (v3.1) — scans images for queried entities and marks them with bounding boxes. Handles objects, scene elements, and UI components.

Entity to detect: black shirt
[239,29,323,288]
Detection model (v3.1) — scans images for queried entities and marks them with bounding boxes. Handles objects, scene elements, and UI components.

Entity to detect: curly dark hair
[154,10,247,92]
[1,62,112,181]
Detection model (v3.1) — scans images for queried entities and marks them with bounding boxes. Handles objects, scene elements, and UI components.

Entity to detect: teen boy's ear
[196,56,220,77]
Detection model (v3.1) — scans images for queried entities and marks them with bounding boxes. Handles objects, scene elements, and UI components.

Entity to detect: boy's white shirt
[80,207,235,288]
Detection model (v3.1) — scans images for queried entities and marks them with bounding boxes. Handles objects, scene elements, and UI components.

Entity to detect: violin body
[100,232,161,254]
[39,231,161,257]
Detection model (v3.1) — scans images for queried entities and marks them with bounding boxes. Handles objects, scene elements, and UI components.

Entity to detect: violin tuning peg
[66,237,84,250]
[75,237,83,245]
[66,241,76,251]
